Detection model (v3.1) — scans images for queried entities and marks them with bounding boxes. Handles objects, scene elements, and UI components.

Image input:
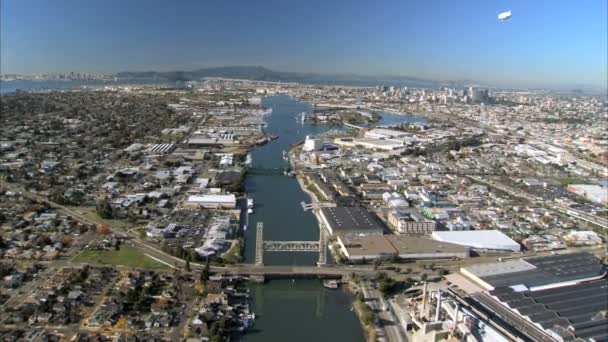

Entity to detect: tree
[97,223,112,235]
[61,235,74,247]
[185,255,191,272]
[200,258,210,283]
[96,197,113,219]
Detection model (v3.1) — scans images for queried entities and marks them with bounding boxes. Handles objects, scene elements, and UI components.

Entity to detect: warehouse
[454,253,607,342]
[319,207,385,236]
[184,194,236,209]
[431,230,520,252]
[335,233,468,261]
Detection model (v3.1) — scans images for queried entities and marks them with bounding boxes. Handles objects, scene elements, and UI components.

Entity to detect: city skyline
[1,0,607,89]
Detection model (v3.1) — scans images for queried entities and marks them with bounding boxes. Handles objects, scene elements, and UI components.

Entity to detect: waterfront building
[184,194,236,209]
[319,207,385,236]
[303,135,324,151]
[431,230,520,252]
[335,233,468,261]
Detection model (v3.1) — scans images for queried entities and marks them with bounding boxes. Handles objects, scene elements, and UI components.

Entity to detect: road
[359,281,407,342]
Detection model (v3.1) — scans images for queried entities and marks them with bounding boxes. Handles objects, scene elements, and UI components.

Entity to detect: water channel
[241,95,424,341]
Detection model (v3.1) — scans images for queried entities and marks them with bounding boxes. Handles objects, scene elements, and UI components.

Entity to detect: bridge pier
[317,226,327,266]
[255,222,264,266]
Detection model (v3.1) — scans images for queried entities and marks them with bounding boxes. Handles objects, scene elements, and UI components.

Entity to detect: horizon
[1,0,607,89]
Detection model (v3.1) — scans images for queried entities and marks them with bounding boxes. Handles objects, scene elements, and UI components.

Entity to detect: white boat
[248,208,253,214]
[323,280,339,289]
[243,224,247,231]
[247,198,254,208]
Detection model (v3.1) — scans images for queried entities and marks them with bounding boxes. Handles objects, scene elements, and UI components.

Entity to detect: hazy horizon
[1,0,606,89]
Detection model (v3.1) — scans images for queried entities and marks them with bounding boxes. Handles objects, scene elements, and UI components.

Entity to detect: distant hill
[114,66,445,88]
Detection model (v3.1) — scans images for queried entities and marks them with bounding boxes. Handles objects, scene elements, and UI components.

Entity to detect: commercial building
[364,128,410,140]
[567,184,608,204]
[469,87,490,103]
[431,230,520,252]
[333,137,405,151]
[319,207,385,236]
[388,208,436,234]
[303,135,324,152]
[184,194,236,209]
[335,233,468,261]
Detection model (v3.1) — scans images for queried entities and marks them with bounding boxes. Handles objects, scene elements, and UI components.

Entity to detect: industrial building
[431,230,520,252]
[567,184,608,204]
[388,208,436,234]
[184,194,236,209]
[333,137,406,151]
[303,135,324,152]
[319,207,385,236]
[364,128,410,140]
[335,233,468,261]
[447,253,608,342]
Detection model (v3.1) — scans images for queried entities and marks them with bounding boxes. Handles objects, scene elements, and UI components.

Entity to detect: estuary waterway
[240,95,424,341]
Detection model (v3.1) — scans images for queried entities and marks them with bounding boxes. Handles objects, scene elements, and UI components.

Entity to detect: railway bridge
[254,222,327,267]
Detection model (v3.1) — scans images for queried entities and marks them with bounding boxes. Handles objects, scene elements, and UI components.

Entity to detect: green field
[72,245,169,269]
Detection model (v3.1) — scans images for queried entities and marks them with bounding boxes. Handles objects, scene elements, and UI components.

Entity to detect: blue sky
[1,0,606,88]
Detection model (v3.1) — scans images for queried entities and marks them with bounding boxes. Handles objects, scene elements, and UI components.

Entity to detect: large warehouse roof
[488,280,608,341]
[431,230,520,252]
[320,207,385,233]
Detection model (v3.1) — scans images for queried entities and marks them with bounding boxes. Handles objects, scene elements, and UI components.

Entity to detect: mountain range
[115,66,464,88]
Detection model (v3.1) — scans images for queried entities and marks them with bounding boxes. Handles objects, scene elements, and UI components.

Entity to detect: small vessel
[270,135,279,141]
[244,153,252,167]
[247,198,254,209]
[323,280,339,289]
[248,208,253,214]
[243,224,247,231]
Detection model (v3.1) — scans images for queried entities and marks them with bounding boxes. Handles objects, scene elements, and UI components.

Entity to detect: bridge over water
[255,222,327,267]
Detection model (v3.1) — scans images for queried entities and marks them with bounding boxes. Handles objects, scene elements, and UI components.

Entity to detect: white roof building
[185,194,236,209]
[432,230,520,252]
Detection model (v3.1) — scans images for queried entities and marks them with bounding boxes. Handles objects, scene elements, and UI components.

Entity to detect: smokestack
[453,304,460,330]
[435,291,442,321]
[421,281,428,318]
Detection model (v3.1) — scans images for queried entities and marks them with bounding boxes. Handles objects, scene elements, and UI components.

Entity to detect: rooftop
[320,207,385,232]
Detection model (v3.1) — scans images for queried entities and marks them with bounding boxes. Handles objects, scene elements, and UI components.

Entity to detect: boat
[244,153,252,167]
[323,280,339,289]
[243,224,247,231]
[247,198,254,209]
[270,135,279,141]
[248,208,253,214]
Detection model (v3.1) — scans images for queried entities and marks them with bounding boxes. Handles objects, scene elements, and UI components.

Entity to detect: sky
[1,0,606,88]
